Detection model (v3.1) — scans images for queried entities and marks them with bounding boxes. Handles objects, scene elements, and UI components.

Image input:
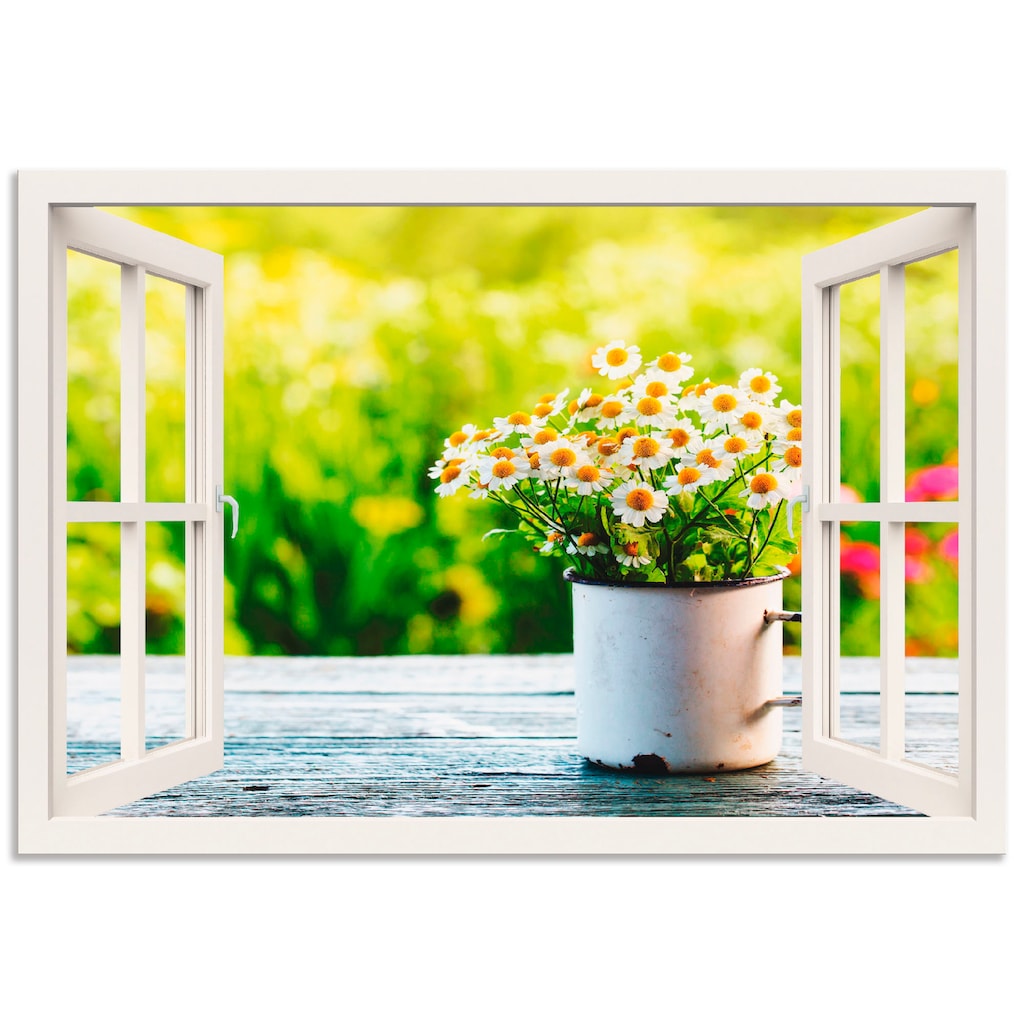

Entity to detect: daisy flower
[478,453,531,491]
[615,541,652,569]
[532,388,570,422]
[697,384,745,430]
[665,422,704,455]
[442,424,479,458]
[625,433,673,472]
[565,462,613,496]
[770,439,803,482]
[536,438,588,478]
[714,433,757,462]
[733,404,772,444]
[569,531,609,556]
[642,350,695,386]
[740,472,786,510]
[427,456,463,479]
[631,394,678,430]
[493,410,539,436]
[569,388,606,424]
[467,481,492,500]
[610,481,671,527]
[539,529,567,554]
[664,463,710,495]
[594,397,632,429]
[738,367,782,405]
[433,459,472,496]
[631,373,683,399]
[677,446,735,482]
[592,341,642,380]
[777,399,802,431]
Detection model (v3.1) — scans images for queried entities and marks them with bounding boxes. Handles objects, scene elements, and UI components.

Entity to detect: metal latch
[217,485,239,540]
[787,484,809,537]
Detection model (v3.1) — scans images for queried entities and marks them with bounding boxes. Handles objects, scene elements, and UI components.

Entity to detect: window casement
[16,171,1006,854]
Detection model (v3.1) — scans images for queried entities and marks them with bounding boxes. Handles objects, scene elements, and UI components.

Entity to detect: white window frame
[50,207,225,817]
[802,207,976,819]
[17,170,1006,854]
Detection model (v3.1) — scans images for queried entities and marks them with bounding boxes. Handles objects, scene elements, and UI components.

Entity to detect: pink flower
[840,540,880,575]
[938,529,959,564]
[904,528,930,557]
[906,464,958,502]
[839,484,862,504]
[905,556,932,583]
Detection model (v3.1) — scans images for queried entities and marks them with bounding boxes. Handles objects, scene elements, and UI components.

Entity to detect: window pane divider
[120,264,146,762]
[63,501,208,523]
[879,263,906,761]
[817,501,960,523]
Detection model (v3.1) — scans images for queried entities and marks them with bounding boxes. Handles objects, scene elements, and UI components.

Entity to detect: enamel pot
[565,569,794,774]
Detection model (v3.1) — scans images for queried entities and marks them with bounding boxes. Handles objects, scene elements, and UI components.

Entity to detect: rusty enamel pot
[565,569,792,774]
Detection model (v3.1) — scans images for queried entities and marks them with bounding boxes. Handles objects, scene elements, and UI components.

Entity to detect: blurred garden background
[65,206,960,659]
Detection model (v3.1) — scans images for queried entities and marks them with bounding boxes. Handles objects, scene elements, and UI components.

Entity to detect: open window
[46,207,224,816]
[802,206,974,818]
[17,172,1005,853]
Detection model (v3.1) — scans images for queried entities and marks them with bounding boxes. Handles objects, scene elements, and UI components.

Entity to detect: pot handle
[764,609,801,624]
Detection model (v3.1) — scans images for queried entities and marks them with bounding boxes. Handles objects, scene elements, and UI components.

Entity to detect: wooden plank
[89,732,922,819]
[66,654,960,696]
[63,655,960,818]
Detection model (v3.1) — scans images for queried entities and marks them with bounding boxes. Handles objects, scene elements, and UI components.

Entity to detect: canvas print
[57,202,964,821]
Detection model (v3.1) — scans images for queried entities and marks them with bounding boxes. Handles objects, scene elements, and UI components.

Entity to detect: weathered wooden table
[65,656,958,817]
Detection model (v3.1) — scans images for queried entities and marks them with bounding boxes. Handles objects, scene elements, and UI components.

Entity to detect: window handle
[217,486,239,540]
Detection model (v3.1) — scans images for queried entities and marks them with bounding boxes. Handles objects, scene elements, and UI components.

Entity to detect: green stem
[750,498,787,571]
[743,507,761,578]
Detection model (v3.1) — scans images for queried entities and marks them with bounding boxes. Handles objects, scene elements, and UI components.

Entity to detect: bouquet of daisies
[430,342,803,582]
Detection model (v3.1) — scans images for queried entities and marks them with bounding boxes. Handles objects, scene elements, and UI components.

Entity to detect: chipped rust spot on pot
[631,753,670,774]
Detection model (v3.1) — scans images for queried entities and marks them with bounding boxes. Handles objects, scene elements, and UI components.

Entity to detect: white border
[17,170,1007,854]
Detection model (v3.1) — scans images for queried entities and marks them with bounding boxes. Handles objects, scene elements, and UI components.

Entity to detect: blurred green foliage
[64,205,959,658]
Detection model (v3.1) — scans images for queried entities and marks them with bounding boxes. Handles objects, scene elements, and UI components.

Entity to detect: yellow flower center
[786,408,802,427]
[578,532,600,547]
[646,381,669,398]
[605,347,630,367]
[616,427,639,443]
[440,466,463,484]
[787,427,802,441]
[492,459,517,479]
[529,452,541,469]
[448,431,469,445]
[625,488,655,511]
[695,381,716,397]
[750,374,773,394]
[783,446,802,467]
[550,447,577,467]
[636,396,663,416]
[723,436,748,454]
[623,541,640,557]
[585,393,604,408]
[547,532,562,544]
[533,428,558,445]
[668,427,691,448]
[471,429,494,443]
[567,400,579,415]
[682,385,697,397]
[712,393,738,413]
[633,437,660,459]
[657,353,682,372]
[597,438,620,456]
[601,400,624,419]
[538,392,557,403]
[534,403,554,417]
[750,473,778,494]
[678,466,702,485]
[576,465,601,483]
[507,411,531,426]
[696,449,721,468]
[740,411,764,430]
[492,447,516,460]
